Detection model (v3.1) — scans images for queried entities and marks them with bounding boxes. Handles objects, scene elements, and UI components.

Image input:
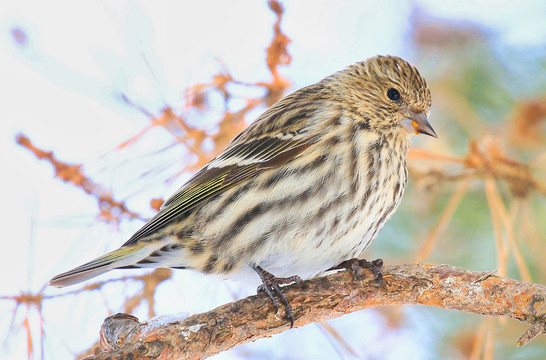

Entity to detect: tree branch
[86,264,546,360]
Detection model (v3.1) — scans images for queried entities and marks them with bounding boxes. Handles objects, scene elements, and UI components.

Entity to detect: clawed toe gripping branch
[88,264,546,360]
[329,258,385,286]
[252,264,304,328]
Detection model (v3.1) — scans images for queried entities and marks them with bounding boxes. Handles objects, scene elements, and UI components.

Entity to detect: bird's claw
[253,265,302,328]
[364,258,384,287]
[329,258,384,287]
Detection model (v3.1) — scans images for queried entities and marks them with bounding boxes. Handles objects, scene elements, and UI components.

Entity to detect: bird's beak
[401,110,437,138]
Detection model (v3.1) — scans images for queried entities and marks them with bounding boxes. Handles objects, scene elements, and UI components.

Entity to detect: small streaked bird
[50,55,436,326]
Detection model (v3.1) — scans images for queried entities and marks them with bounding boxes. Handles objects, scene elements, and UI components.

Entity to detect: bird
[50,55,436,327]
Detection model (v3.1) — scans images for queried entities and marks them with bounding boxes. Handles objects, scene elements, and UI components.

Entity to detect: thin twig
[415,176,471,262]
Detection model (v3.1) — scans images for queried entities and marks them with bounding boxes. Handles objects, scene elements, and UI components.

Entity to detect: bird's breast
[178,128,410,279]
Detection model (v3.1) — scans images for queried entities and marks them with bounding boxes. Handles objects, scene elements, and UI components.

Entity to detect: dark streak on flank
[211,203,273,252]
[222,259,235,273]
[393,182,401,203]
[203,254,218,273]
[206,180,255,222]
[137,258,156,264]
[348,142,359,194]
[378,203,397,228]
[361,187,372,208]
[344,205,359,223]
[189,242,205,255]
[329,216,340,234]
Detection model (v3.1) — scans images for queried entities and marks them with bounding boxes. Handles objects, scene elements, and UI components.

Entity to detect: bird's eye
[387,88,400,101]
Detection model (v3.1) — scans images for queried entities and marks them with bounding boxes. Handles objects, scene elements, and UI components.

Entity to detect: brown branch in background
[411,137,546,197]
[150,198,165,212]
[262,0,291,105]
[1,267,174,360]
[414,176,472,262]
[122,269,173,318]
[15,134,140,223]
[464,138,546,197]
[87,264,546,360]
[508,97,546,149]
[485,175,532,282]
[484,175,509,278]
[119,0,292,175]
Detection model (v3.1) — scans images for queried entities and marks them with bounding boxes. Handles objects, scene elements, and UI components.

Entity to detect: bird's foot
[329,258,384,286]
[252,265,303,328]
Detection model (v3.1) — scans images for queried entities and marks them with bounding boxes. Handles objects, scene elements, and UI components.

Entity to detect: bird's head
[330,55,436,138]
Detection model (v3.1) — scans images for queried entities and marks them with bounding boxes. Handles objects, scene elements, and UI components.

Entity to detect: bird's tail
[49,244,154,287]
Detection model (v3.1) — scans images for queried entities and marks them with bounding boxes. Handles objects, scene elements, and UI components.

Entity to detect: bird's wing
[122,94,326,246]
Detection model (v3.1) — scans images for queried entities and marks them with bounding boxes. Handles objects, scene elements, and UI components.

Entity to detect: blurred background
[1,0,546,359]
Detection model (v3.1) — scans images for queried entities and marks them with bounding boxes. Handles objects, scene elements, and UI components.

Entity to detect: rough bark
[86,264,546,360]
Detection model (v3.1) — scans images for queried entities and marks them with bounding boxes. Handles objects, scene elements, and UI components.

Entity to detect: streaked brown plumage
[50,55,435,325]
